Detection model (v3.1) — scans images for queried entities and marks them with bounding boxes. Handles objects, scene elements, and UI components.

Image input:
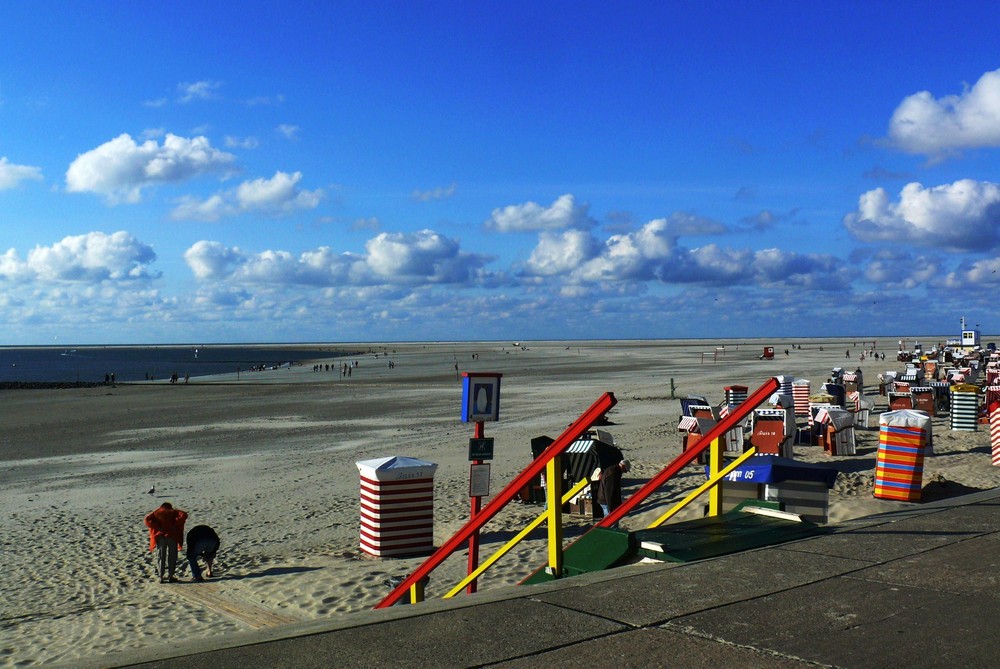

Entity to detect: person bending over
[186,525,220,581]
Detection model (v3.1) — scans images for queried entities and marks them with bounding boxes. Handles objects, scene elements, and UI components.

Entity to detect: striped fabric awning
[678,416,700,432]
[566,439,596,454]
[842,372,858,382]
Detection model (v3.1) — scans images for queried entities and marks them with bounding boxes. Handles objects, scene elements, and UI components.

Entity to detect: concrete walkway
[81,489,1000,668]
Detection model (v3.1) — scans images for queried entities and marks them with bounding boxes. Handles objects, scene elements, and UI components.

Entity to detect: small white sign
[469,463,491,498]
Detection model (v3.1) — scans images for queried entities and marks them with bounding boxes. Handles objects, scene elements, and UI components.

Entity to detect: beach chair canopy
[706,455,837,488]
[678,416,715,433]
[815,406,854,431]
[562,434,624,485]
[679,395,710,416]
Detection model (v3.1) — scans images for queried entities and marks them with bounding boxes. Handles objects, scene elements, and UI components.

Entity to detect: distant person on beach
[596,459,631,527]
[144,502,188,583]
[186,525,220,581]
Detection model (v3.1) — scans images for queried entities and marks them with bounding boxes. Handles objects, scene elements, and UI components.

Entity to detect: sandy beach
[2,338,999,667]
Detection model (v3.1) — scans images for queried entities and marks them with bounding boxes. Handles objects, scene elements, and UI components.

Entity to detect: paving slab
[850,532,1000,597]
[482,627,816,668]
[120,598,626,669]
[669,574,1000,669]
[534,547,869,626]
[777,506,995,563]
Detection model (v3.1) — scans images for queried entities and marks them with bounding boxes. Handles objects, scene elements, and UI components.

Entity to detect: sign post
[460,372,501,595]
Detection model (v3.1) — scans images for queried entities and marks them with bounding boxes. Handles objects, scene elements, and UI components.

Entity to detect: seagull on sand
[147,485,155,495]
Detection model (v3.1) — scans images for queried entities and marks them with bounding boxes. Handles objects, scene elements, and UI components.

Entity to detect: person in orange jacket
[144,502,188,583]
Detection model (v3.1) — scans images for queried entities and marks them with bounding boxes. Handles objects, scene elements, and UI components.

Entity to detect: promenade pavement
[78,488,1000,669]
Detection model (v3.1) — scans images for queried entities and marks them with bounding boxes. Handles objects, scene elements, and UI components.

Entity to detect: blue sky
[2,2,999,345]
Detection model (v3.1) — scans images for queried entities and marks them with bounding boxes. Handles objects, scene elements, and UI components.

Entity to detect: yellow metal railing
[648,444,757,528]
[444,474,591,598]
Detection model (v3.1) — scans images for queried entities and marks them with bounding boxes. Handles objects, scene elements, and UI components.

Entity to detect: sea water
[0,345,340,383]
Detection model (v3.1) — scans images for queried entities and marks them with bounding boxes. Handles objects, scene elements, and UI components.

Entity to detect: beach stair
[522,502,826,584]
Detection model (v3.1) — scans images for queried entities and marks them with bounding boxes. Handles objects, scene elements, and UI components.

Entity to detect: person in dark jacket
[185,525,220,581]
[596,459,631,526]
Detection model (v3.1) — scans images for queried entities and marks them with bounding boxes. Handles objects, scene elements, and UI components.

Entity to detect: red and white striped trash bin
[988,387,1000,466]
[357,456,438,557]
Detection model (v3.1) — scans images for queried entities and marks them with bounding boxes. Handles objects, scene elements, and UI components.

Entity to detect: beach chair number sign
[460,372,502,595]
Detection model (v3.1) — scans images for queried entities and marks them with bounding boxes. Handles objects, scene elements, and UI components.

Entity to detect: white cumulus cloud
[888,68,1000,157]
[66,133,236,203]
[843,179,1000,251]
[0,157,43,189]
[184,229,492,288]
[171,171,324,221]
[485,194,596,232]
[183,241,245,280]
[525,230,602,276]
[519,215,845,290]
[0,231,157,283]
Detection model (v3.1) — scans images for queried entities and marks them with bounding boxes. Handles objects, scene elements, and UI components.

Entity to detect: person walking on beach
[596,459,631,527]
[186,525,220,581]
[144,502,188,583]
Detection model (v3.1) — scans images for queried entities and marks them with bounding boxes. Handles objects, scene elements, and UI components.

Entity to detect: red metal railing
[375,391,617,609]
[596,376,780,528]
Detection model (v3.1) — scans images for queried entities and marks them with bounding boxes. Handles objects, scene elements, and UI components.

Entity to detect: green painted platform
[523,503,829,585]
[522,527,636,585]
[633,504,829,563]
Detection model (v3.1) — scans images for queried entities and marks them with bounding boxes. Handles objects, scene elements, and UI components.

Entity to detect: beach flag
[874,410,931,502]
